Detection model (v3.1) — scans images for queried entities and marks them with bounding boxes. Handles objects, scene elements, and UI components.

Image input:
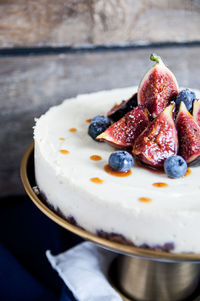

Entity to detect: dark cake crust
[34,185,175,253]
[97,230,174,252]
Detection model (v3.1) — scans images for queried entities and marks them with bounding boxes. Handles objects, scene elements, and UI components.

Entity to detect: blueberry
[176,89,196,111]
[88,115,111,141]
[109,151,134,172]
[164,155,187,178]
[91,115,111,126]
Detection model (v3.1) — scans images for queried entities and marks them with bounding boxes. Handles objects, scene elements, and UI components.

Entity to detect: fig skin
[176,101,200,165]
[133,104,178,169]
[138,54,179,118]
[193,99,200,127]
[97,105,149,149]
[107,93,137,122]
[190,156,200,167]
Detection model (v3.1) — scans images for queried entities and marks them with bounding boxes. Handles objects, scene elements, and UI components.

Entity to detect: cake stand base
[109,256,200,301]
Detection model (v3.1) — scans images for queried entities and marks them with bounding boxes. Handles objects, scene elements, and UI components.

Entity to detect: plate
[21,142,200,263]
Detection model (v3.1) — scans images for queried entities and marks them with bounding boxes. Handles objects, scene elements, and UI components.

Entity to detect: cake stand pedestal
[21,143,200,301]
[109,256,200,301]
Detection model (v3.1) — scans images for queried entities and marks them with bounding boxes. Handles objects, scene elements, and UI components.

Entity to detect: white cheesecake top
[34,86,200,214]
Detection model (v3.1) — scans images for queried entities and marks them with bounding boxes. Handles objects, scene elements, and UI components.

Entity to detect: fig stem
[150,53,160,64]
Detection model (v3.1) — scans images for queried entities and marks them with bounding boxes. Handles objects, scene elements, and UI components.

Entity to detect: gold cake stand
[21,143,200,301]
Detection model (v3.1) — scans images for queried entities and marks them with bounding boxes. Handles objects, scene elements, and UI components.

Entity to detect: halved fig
[107,93,137,122]
[97,106,149,149]
[176,101,200,166]
[133,104,178,169]
[193,99,200,127]
[138,54,179,118]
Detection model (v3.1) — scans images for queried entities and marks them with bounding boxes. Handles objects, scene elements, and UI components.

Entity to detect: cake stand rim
[20,142,200,262]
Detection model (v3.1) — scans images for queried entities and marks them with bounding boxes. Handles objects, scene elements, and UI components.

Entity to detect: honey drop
[86,119,92,123]
[60,149,70,154]
[104,164,132,177]
[90,155,102,161]
[90,177,104,184]
[184,168,191,177]
[153,182,168,188]
[69,128,77,132]
[139,197,152,203]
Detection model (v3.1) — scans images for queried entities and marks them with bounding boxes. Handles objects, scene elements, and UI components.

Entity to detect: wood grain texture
[1,46,200,196]
[0,0,200,48]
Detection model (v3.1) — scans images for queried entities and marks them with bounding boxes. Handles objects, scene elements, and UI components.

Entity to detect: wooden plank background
[0,0,200,48]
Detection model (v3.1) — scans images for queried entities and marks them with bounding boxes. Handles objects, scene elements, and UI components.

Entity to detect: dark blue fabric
[0,196,83,301]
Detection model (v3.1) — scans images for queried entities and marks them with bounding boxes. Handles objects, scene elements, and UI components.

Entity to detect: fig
[176,102,200,166]
[193,99,200,127]
[107,93,137,122]
[97,105,149,149]
[133,104,178,169]
[138,54,179,118]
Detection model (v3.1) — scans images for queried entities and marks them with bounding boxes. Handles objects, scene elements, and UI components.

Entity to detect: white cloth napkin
[46,241,123,301]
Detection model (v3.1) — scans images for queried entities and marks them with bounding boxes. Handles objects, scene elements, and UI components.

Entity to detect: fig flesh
[176,102,200,165]
[133,104,178,169]
[107,93,137,122]
[138,54,179,118]
[97,106,149,149]
[193,99,200,127]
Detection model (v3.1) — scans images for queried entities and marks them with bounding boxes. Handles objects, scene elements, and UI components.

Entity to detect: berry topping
[91,115,111,126]
[193,99,200,127]
[90,55,200,175]
[138,54,179,118]
[133,104,178,169]
[176,89,196,111]
[88,115,111,141]
[107,93,138,122]
[176,102,200,165]
[109,151,134,172]
[164,155,187,178]
[97,106,149,149]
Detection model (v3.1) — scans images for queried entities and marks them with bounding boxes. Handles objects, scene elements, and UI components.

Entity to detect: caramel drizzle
[90,177,104,184]
[139,197,152,203]
[153,182,168,188]
[86,119,92,123]
[184,168,191,177]
[90,155,102,161]
[69,128,77,132]
[104,164,132,177]
[60,149,70,154]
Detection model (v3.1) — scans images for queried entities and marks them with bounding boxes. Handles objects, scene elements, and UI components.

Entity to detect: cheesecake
[34,86,200,254]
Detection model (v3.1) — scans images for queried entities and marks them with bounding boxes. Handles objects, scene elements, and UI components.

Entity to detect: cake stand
[21,143,200,301]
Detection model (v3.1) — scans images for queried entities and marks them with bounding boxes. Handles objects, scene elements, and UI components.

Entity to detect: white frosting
[34,87,200,253]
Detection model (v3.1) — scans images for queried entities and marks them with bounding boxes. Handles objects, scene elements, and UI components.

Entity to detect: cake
[34,54,200,254]
[34,84,200,254]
